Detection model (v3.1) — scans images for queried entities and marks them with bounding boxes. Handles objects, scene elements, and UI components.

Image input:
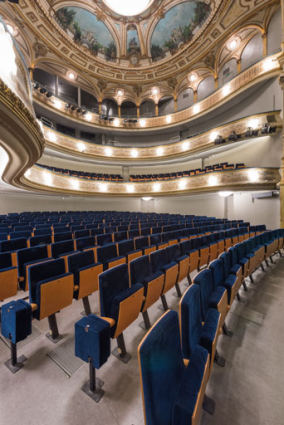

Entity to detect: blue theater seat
[150,249,179,310]
[135,236,156,255]
[209,259,238,308]
[51,240,78,269]
[138,310,212,425]
[180,285,223,371]
[68,251,103,315]
[130,255,164,329]
[99,264,144,362]
[97,243,126,271]
[149,233,168,250]
[194,268,232,337]
[113,231,128,243]
[179,240,199,284]
[74,229,90,239]
[17,245,50,291]
[53,232,73,243]
[34,228,52,236]
[118,239,142,263]
[0,252,18,301]
[0,238,28,266]
[166,244,189,288]
[28,258,74,341]
[96,233,113,246]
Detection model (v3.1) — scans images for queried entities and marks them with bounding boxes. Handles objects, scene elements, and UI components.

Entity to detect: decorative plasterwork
[33,54,281,131]
[22,166,280,197]
[42,111,281,162]
[2,0,280,83]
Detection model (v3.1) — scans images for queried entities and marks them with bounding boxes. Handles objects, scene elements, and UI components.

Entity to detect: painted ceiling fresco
[151,1,211,62]
[55,7,117,61]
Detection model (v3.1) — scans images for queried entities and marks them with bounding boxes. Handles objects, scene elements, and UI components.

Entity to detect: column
[237,59,241,74]
[99,101,102,114]
[174,98,178,112]
[262,33,267,57]
[214,77,218,90]
[118,105,121,117]
[78,87,81,107]
[137,105,140,118]
[155,104,159,117]
[193,91,197,103]
[29,67,34,81]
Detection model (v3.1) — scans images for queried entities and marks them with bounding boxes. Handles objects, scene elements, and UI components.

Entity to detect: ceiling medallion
[102,0,155,17]
[129,52,140,67]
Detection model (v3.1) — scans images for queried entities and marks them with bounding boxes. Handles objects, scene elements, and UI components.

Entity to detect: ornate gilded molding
[42,111,281,163]
[34,53,281,132]
[22,166,281,197]
[0,78,44,149]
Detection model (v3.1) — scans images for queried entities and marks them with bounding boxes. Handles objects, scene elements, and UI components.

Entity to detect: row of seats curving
[37,164,124,181]
[1,227,282,421]
[130,162,246,181]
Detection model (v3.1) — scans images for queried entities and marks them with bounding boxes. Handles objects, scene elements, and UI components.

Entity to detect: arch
[267,8,281,55]
[158,95,175,115]
[241,33,263,71]
[177,87,194,111]
[102,98,118,116]
[121,100,137,117]
[140,99,156,117]
[197,76,215,101]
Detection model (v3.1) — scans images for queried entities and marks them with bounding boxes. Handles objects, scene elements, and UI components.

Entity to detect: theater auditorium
[0,0,284,424]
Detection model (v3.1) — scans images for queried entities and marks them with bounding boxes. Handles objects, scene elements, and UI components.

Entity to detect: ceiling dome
[103,0,154,16]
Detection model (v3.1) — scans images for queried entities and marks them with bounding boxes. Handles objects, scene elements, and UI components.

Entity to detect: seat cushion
[172,345,208,425]
[223,274,237,302]
[208,286,227,310]
[199,308,220,357]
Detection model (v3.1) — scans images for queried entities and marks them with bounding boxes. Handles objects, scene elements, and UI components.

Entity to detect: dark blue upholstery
[30,234,52,247]
[118,239,138,256]
[28,258,67,319]
[53,232,73,242]
[99,264,143,337]
[10,231,31,240]
[172,345,209,425]
[114,231,128,242]
[74,230,90,239]
[150,249,167,273]
[75,314,110,368]
[0,252,13,269]
[76,236,96,251]
[209,259,224,290]
[67,250,99,292]
[34,229,52,236]
[1,300,32,344]
[17,245,49,289]
[0,238,27,253]
[0,233,8,241]
[51,240,75,258]
[97,243,124,271]
[97,233,112,246]
[139,310,185,425]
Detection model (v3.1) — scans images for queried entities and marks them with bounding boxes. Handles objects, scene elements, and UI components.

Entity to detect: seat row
[2,229,283,420]
[38,164,123,181]
[129,162,246,182]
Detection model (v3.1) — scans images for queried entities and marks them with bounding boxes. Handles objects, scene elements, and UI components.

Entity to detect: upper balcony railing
[33,53,281,131]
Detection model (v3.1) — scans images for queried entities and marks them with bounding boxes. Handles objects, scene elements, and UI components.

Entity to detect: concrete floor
[1,257,284,425]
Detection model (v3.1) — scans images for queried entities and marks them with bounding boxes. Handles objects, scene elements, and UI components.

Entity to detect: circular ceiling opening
[103,0,154,16]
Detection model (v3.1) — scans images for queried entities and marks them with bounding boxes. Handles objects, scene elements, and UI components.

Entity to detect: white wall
[218,59,238,86]
[1,190,279,229]
[241,34,263,71]
[228,192,280,229]
[267,8,281,55]
[197,76,215,101]
[178,88,194,110]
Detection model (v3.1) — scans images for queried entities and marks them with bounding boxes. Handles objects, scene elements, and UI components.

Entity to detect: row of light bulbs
[25,168,260,193]
[46,113,262,157]
[50,57,276,130]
